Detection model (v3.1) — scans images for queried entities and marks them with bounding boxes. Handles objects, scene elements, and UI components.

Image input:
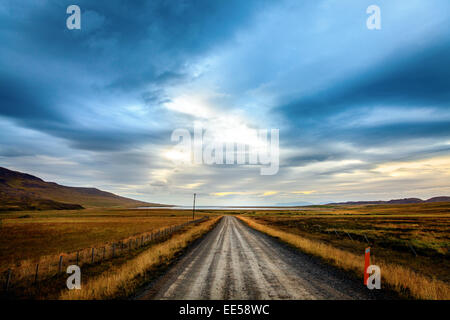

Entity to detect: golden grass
[244,210,450,282]
[238,216,450,300]
[0,208,218,270]
[59,216,222,300]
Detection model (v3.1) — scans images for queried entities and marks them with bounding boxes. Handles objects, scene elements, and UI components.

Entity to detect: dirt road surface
[137,216,382,300]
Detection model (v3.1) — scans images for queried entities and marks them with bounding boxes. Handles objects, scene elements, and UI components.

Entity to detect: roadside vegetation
[0,208,218,270]
[238,202,450,300]
[0,209,219,298]
[60,216,222,299]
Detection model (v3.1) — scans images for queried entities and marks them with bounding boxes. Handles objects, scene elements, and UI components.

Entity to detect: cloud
[291,190,315,195]
[1,0,449,205]
[262,191,278,196]
[278,40,450,120]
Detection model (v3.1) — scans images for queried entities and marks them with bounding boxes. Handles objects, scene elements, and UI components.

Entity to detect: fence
[322,227,422,258]
[1,216,208,293]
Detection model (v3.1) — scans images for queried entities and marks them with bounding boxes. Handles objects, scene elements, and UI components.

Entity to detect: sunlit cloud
[291,190,316,195]
[373,156,450,177]
[211,191,253,197]
[262,191,278,196]
[179,182,205,189]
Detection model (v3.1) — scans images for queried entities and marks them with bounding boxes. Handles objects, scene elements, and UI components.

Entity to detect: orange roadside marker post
[364,247,370,285]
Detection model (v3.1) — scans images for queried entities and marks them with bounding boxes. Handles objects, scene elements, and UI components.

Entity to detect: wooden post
[91,248,95,263]
[58,255,63,273]
[34,263,39,284]
[346,232,353,241]
[363,234,370,244]
[408,242,418,257]
[5,269,11,292]
[192,193,196,220]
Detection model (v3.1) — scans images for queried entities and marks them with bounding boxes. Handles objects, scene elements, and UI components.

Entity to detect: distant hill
[0,167,166,211]
[328,197,450,205]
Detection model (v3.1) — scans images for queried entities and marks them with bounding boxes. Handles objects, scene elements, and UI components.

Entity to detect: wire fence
[321,227,423,258]
[0,216,208,293]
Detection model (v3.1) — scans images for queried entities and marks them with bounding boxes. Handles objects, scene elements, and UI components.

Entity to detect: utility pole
[192,193,196,220]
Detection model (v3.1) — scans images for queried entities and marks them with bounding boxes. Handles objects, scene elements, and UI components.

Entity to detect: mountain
[328,197,450,205]
[0,167,165,211]
[425,196,450,203]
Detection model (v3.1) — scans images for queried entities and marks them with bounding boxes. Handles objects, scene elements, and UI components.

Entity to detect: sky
[1,0,449,206]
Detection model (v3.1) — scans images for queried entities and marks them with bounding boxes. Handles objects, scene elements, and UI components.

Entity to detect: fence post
[346,232,353,241]
[34,263,39,284]
[58,255,63,273]
[408,242,418,257]
[91,248,95,263]
[363,234,370,244]
[5,269,11,292]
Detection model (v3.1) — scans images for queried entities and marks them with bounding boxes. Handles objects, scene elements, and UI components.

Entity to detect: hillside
[0,167,165,211]
[328,196,450,205]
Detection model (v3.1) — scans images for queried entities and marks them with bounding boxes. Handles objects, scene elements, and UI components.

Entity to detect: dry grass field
[61,216,222,299]
[0,209,218,271]
[236,202,450,299]
[0,208,219,299]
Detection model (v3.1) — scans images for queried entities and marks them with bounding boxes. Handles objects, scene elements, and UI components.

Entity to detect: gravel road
[137,216,381,300]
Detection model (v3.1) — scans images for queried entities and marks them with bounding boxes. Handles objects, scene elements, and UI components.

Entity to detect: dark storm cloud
[0,0,269,151]
[279,40,450,120]
[1,0,450,205]
[0,73,68,122]
[275,38,450,168]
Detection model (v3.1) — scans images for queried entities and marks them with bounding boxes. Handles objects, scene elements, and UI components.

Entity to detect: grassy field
[236,202,450,299]
[61,216,222,299]
[1,202,449,299]
[0,208,218,271]
[0,215,220,299]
